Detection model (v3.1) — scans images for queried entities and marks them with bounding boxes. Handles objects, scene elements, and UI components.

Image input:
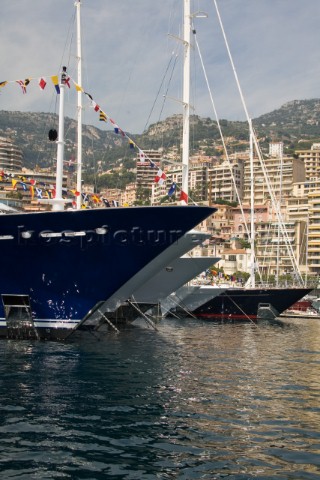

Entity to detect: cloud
[1,0,320,134]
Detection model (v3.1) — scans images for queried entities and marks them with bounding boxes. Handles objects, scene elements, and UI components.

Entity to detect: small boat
[280,307,320,320]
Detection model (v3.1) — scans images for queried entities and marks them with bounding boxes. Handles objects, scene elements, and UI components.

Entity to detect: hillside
[1,98,320,174]
[0,111,130,171]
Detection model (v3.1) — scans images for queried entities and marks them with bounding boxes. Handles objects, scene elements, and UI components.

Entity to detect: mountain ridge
[1,98,320,173]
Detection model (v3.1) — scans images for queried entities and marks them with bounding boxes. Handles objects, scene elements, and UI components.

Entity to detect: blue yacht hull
[0,205,214,339]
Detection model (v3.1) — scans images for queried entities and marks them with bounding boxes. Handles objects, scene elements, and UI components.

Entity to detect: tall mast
[75,0,82,209]
[276,145,283,287]
[53,66,68,212]
[180,0,191,204]
[249,119,255,287]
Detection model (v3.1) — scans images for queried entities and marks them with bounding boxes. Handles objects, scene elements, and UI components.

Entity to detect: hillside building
[242,151,305,207]
[135,149,167,204]
[269,141,284,158]
[207,160,244,204]
[306,190,320,275]
[205,203,235,239]
[0,136,23,171]
[296,143,320,179]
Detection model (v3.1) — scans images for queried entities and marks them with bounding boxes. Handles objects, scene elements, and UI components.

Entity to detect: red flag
[179,190,188,203]
[39,77,47,90]
[93,102,100,112]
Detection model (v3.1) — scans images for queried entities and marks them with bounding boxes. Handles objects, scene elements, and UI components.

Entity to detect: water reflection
[0,318,319,478]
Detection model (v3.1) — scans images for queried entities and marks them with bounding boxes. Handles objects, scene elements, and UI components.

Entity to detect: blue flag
[168,182,177,196]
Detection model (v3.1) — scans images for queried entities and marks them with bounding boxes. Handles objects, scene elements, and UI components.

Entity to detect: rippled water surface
[0,317,320,479]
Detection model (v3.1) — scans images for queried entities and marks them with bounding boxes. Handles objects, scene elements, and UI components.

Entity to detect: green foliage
[239,238,251,249]
[213,198,238,207]
[135,186,151,205]
[83,171,135,190]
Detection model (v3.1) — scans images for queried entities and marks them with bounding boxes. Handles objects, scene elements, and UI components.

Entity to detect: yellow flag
[74,82,83,92]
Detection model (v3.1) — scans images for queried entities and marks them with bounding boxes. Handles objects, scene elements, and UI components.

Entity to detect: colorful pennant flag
[179,190,188,204]
[81,192,89,202]
[74,82,83,92]
[92,194,100,203]
[39,77,47,90]
[51,75,60,94]
[168,182,177,196]
[155,169,166,185]
[110,118,119,134]
[16,80,27,94]
[93,102,100,112]
[99,110,107,122]
[139,149,146,162]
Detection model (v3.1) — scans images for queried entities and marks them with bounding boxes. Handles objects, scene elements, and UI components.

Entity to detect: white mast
[75,0,82,209]
[181,0,191,204]
[249,119,255,288]
[53,67,68,212]
[276,146,283,287]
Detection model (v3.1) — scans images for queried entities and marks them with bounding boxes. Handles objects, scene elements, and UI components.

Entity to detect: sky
[1,0,320,134]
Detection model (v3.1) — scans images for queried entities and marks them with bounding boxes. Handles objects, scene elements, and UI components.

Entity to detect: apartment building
[0,136,23,171]
[296,143,320,179]
[307,191,320,275]
[0,167,68,212]
[135,149,167,204]
[242,152,305,206]
[206,203,235,239]
[121,182,136,206]
[292,159,320,276]
[232,201,307,277]
[207,160,244,204]
[269,141,284,158]
[220,248,251,277]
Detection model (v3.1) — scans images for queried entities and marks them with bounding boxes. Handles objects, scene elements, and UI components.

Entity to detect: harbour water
[0,317,320,479]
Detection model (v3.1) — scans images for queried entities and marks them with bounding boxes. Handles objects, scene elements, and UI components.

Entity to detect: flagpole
[53,67,67,212]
